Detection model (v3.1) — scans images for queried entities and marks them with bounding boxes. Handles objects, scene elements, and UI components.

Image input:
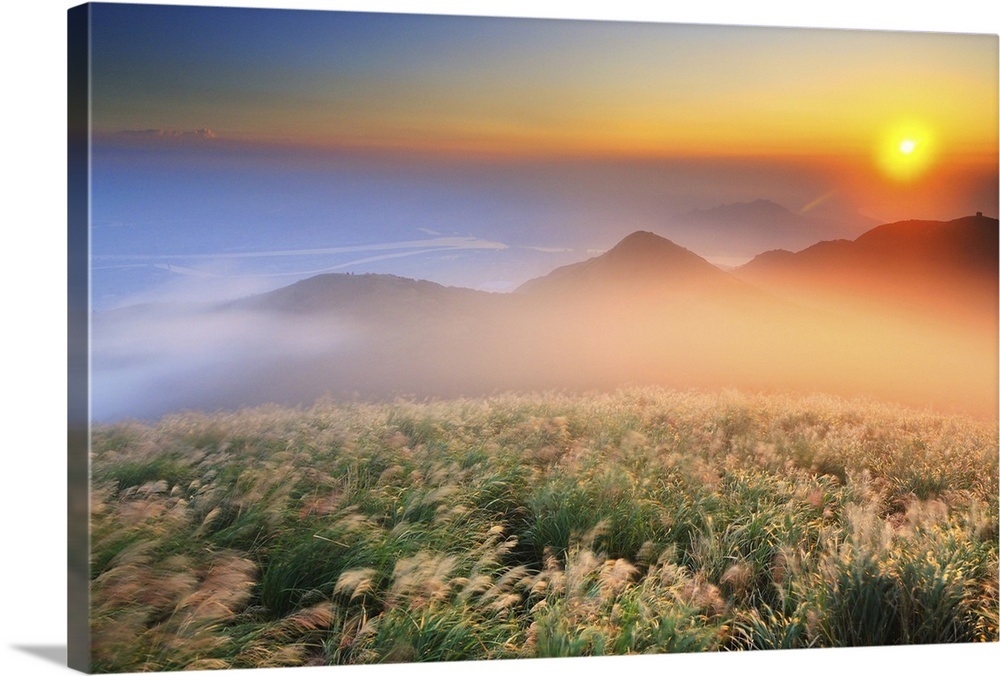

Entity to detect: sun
[876,124,934,182]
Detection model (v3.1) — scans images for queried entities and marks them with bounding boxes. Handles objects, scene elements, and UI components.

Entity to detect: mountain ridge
[670,198,875,257]
[212,213,997,323]
[737,213,997,285]
[91,213,998,421]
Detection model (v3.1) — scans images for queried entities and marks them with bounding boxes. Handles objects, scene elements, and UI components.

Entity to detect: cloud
[152,263,220,278]
[522,245,576,254]
[94,236,508,263]
[115,127,218,140]
[92,236,513,308]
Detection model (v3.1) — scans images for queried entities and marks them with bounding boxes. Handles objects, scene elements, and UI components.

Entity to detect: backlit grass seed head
[287,604,334,633]
[335,568,377,600]
[620,430,649,453]
[479,565,531,605]
[334,509,378,532]
[115,496,170,528]
[388,553,458,608]
[720,562,753,594]
[657,561,687,588]
[563,548,602,598]
[635,541,658,566]
[262,644,308,668]
[807,487,825,510]
[527,578,549,596]
[771,550,793,586]
[176,554,257,624]
[844,503,894,554]
[488,592,523,612]
[456,574,494,602]
[598,559,639,598]
[135,479,170,496]
[97,563,199,615]
[185,658,231,670]
[298,490,344,518]
[903,498,950,532]
[676,574,726,618]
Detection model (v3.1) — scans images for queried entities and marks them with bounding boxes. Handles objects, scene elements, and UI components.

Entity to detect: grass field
[87,388,998,671]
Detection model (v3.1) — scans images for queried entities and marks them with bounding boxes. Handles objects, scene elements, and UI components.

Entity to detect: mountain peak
[606,229,686,256]
[614,229,666,245]
[517,230,732,295]
[748,198,789,211]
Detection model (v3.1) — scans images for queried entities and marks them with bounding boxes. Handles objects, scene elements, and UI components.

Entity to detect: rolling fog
[91,305,357,420]
[90,257,998,422]
[89,146,998,422]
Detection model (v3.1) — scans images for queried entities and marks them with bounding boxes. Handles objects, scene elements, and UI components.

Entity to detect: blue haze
[90,143,870,311]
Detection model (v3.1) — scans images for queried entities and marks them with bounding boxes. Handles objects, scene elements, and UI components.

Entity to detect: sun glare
[876,124,933,182]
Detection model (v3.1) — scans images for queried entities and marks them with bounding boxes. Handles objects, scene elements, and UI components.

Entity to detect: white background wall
[2,1,998,675]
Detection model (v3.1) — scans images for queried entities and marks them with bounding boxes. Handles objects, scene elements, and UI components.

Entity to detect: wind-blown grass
[88,388,998,671]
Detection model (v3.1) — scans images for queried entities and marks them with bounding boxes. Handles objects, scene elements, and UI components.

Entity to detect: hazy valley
[92,213,999,421]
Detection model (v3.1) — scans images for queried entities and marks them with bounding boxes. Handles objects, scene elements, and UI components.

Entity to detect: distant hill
[516,230,739,299]
[231,271,498,320]
[740,214,997,275]
[669,199,874,257]
[849,214,997,274]
[736,213,998,324]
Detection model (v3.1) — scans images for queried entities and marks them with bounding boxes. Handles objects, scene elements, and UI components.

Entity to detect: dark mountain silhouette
[232,271,499,319]
[736,213,998,325]
[740,214,997,275]
[848,214,997,273]
[670,199,874,257]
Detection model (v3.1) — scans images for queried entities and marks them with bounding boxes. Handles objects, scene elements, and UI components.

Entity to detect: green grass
[87,388,999,671]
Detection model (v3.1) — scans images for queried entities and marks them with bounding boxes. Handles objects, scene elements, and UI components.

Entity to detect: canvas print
[68,2,999,673]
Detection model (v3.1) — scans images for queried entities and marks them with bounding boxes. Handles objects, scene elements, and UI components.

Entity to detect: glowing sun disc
[876,124,933,182]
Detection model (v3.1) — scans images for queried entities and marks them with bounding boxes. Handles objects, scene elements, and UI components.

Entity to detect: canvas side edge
[67,3,92,673]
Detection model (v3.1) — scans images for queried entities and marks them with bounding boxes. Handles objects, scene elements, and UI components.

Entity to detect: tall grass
[88,388,998,671]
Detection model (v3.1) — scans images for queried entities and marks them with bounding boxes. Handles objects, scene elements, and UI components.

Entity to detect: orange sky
[91,8,998,161]
[86,4,998,228]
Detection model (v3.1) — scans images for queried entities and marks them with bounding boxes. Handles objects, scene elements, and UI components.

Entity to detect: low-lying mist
[91,305,359,420]
[90,264,998,422]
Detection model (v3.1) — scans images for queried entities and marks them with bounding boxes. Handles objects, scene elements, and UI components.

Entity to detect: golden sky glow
[86,5,999,228]
[90,8,999,163]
